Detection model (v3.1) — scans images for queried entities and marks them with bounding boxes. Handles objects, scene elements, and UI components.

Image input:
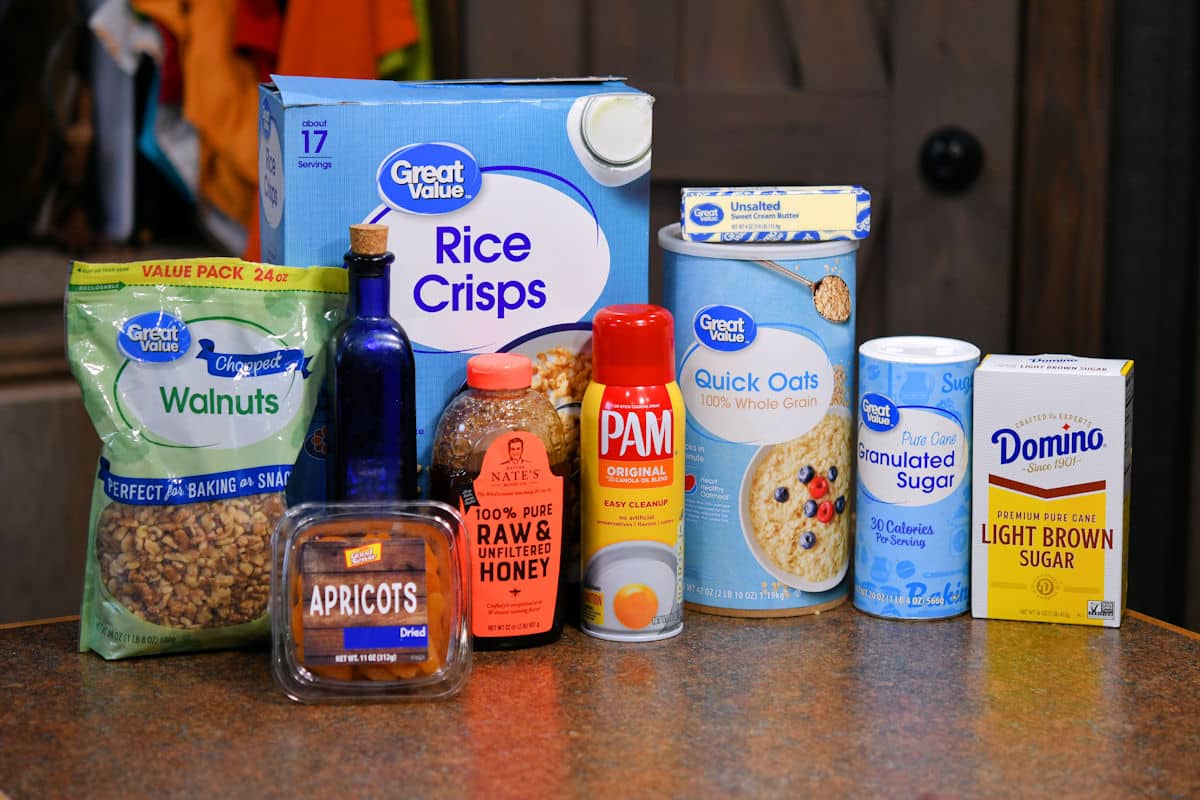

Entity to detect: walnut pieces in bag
[96,494,285,629]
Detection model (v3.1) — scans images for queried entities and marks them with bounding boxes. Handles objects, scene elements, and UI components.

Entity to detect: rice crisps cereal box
[259,76,652,492]
[971,355,1133,627]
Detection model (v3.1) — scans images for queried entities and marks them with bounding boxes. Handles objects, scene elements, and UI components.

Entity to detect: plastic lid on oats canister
[591,304,675,386]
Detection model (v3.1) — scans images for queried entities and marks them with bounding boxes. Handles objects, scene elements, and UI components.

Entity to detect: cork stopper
[349,224,389,256]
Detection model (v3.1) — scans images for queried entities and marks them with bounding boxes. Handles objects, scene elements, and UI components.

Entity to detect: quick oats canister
[854,336,980,619]
[659,223,856,616]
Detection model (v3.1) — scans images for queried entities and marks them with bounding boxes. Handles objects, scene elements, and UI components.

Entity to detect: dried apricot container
[270,501,470,702]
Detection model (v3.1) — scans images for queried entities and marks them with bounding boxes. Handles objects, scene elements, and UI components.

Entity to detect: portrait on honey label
[67,259,347,658]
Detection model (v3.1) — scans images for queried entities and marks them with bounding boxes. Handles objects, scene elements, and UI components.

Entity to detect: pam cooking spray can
[581,305,686,641]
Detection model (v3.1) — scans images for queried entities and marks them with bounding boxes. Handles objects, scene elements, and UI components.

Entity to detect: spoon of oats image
[753,258,851,323]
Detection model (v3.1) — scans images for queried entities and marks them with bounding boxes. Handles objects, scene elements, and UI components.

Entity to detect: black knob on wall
[919,127,984,194]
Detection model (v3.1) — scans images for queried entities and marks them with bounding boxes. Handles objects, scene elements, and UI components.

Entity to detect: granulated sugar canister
[853,336,980,619]
[659,223,857,616]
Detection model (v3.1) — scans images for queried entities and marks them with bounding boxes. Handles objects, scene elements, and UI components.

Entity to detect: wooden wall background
[1105,0,1199,631]
[2,1,1196,628]
[434,0,1200,629]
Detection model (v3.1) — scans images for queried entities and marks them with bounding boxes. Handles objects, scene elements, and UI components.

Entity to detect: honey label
[461,431,563,637]
[298,537,428,665]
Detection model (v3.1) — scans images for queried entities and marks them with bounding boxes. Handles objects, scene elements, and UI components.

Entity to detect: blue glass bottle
[328,224,417,500]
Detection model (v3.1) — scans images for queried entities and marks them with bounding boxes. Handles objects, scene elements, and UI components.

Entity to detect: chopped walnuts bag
[67,259,346,658]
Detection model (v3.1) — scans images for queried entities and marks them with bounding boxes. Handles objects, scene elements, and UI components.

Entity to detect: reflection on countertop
[1,608,1197,797]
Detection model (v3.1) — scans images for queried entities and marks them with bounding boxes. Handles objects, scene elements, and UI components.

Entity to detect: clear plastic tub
[270,501,471,702]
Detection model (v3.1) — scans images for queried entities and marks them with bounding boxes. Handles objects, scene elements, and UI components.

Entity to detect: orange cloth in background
[135,0,423,259]
[134,0,260,230]
[233,0,283,82]
[243,0,421,260]
[277,0,419,77]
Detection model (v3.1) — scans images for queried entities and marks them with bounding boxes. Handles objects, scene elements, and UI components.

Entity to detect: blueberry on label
[797,465,815,484]
[834,495,846,514]
[800,532,816,550]
[802,500,817,518]
[827,466,838,482]
[774,486,789,503]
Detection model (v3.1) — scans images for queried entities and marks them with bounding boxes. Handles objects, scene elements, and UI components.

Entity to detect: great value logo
[377,142,482,215]
[694,305,756,352]
[689,202,724,227]
[860,392,898,432]
[118,312,191,363]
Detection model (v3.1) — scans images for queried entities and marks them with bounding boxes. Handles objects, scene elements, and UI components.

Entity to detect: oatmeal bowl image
[739,407,852,592]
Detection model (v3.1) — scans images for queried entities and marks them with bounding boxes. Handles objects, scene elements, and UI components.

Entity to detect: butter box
[971,355,1134,627]
[259,76,652,492]
[680,186,870,242]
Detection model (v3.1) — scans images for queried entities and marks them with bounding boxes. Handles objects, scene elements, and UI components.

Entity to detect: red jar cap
[592,304,675,386]
[467,353,533,390]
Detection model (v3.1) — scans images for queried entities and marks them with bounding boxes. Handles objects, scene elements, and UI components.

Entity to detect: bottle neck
[345,251,394,318]
[349,271,389,318]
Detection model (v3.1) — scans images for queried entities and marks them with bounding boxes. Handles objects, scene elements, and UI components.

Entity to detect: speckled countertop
[2,607,1198,798]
